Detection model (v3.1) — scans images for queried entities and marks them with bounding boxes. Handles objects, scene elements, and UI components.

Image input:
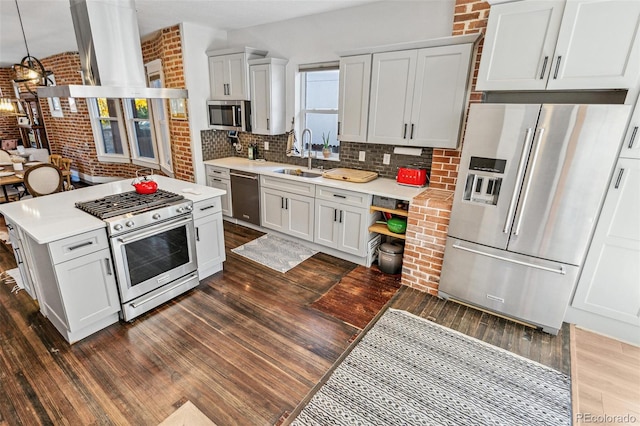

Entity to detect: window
[87,59,174,173]
[88,98,130,163]
[124,98,158,168]
[299,65,339,159]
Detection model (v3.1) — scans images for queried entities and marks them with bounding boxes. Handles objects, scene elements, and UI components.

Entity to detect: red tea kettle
[132,170,158,194]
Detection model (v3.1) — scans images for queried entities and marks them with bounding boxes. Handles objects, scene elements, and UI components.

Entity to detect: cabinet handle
[339,210,343,223]
[337,121,341,136]
[195,226,200,241]
[410,123,414,139]
[539,56,549,80]
[6,224,13,231]
[267,118,270,131]
[333,194,346,199]
[14,247,23,265]
[553,56,562,79]
[212,170,222,174]
[334,208,338,222]
[281,197,284,209]
[199,205,215,211]
[403,123,408,139]
[628,126,638,149]
[104,258,112,276]
[68,241,94,251]
[286,198,289,210]
[614,168,625,189]
[211,178,222,182]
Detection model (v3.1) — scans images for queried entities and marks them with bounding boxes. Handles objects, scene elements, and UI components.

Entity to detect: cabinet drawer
[49,228,109,264]
[260,175,315,196]
[193,197,222,220]
[206,165,230,179]
[315,185,372,208]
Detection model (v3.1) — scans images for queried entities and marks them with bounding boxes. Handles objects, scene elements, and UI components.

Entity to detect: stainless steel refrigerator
[439,103,631,334]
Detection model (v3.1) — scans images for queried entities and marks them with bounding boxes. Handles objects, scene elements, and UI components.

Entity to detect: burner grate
[76,189,185,219]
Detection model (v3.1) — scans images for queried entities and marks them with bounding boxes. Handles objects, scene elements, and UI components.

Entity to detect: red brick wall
[0,68,22,140]
[401,0,490,293]
[142,26,193,182]
[0,25,191,182]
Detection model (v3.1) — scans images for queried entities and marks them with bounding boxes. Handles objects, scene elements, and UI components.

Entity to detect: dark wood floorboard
[0,219,570,425]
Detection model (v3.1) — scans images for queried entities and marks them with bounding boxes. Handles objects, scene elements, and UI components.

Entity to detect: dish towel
[286,128,298,157]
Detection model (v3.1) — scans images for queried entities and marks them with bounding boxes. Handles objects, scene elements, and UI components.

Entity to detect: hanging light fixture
[0,89,21,117]
[11,0,52,95]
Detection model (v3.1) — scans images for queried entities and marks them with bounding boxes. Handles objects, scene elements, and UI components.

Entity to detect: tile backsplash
[201,129,433,180]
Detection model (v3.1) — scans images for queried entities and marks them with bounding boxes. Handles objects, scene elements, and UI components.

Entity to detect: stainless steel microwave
[207,100,251,132]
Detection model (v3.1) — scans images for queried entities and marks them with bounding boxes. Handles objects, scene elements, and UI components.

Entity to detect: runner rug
[290,308,572,426]
[231,234,317,273]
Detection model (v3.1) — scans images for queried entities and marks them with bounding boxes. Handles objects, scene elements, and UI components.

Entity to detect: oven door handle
[129,272,198,309]
[116,216,192,244]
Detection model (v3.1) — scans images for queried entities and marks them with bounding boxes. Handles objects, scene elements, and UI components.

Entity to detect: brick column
[401,0,490,293]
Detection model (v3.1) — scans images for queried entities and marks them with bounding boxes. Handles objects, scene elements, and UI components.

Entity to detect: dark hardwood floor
[0,221,570,425]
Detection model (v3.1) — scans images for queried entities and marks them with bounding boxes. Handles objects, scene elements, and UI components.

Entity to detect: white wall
[181,22,228,184]
[224,0,455,134]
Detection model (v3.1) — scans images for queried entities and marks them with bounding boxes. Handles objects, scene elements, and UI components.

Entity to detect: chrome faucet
[301,128,313,170]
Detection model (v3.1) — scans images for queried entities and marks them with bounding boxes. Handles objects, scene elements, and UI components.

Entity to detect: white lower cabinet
[193,197,226,279]
[314,186,374,257]
[571,158,640,328]
[6,220,37,299]
[206,165,232,217]
[261,188,315,242]
[22,228,120,344]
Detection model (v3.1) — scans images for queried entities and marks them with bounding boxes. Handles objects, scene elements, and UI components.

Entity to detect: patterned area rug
[291,309,572,425]
[231,234,317,273]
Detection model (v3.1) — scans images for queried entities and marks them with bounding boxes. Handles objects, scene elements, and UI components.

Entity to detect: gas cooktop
[75,189,185,219]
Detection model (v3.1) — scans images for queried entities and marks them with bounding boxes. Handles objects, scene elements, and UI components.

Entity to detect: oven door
[111,214,198,303]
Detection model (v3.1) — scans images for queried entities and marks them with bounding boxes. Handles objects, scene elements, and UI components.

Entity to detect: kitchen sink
[273,168,323,178]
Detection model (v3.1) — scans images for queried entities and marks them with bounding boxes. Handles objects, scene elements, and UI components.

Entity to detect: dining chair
[23,164,64,197]
[60,158,73,189]
[49,154,62,168]
[0,149,12,164]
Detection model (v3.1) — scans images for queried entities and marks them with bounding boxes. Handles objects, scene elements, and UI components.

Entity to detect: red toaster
[397,166,428,187]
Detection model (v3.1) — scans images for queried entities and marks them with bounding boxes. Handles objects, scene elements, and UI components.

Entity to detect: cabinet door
[410,44,472,148]
[367,50,417,144]
[572,158,640,326]
[314,200,340,249]
[209,56,228,99]
[621,97,640,160]
[226,53,249,99]
[338,55,371,142]
[337,205,369,256]
[476,1,564,91]
[250,64,271,134]
[207,176,232,217]
[285,193,315,242]
[55,249,120,332]
[261,188,286,232]
[548,0,640,90]
[195,212,225,279]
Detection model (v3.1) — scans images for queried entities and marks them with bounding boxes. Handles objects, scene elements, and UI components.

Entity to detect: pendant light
[0,89,20,117]
[11,0,52,96]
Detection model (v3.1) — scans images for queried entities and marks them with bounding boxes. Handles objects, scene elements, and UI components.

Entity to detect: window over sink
[299,64,339,160]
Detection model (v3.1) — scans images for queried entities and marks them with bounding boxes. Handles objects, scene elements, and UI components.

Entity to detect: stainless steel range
[76,189,199,321]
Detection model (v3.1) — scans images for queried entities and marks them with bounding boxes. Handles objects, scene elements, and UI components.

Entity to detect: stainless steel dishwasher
[230,169,260,225]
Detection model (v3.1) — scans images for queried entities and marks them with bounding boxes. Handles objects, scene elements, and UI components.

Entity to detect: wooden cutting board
[322,168,378,183]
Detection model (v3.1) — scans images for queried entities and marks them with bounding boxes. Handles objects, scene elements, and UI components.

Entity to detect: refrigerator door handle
[513,128,545,236]
[503,127,535,234]
[452,241,566,275]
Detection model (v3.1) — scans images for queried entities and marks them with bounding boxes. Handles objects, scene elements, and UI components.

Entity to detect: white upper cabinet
[249,58,288,135]
[367,44,473,148]
[338,55,372,142]
[477,0,640,91]
[207,47,267,100]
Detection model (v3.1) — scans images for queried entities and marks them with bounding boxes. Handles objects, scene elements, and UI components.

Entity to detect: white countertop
[204,157,427,201]
[0,176,225,244]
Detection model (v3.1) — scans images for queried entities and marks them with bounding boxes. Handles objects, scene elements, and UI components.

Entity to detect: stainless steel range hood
[38,0,187,99]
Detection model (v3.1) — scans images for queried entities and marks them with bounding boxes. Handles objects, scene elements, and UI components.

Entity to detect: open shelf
[370,205,409,217]
[368,223,407,240]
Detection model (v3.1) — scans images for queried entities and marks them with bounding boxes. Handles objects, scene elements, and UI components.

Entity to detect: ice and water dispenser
[462,156,506,206]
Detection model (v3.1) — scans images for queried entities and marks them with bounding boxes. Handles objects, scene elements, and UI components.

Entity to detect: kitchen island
[0,176,226,343]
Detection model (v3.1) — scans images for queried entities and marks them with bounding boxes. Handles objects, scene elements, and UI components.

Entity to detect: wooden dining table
[0,162,44,203]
